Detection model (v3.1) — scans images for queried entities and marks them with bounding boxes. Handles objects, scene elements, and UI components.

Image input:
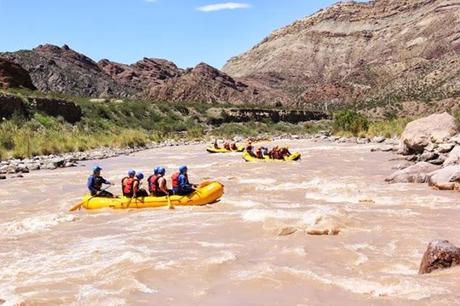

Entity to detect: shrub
[332,110,369,136]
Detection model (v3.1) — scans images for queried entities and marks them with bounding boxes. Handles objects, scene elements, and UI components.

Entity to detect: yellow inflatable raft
[206,146,244,153]
[81,181,224,210]
[242,151,301,162]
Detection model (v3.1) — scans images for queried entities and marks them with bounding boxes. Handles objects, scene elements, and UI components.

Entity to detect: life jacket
[122,177,138,194]
[148,175,159,193]
[246,145,253,152]
[256,149,263,159]
[171,172,180,189]
[224,143,231,150]
[231,143,238,150]
[171,172,188,189]
[93,176,104,190]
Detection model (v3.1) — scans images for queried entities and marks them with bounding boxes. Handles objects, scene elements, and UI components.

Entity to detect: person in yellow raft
[148,166,172,196]
[87,165,113,197]
[171,165,197,195]
[121,170,148,198]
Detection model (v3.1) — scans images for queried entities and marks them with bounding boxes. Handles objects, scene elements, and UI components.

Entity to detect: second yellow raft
[242,151,301,162]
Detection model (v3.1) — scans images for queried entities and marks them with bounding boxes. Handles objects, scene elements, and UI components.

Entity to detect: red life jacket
[171,172,180,189]
[122,177,138,194]
[148,175,159,193]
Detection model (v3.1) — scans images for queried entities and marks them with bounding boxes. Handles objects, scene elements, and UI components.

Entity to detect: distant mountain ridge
[223,0,460,116]
[0,44,283,106]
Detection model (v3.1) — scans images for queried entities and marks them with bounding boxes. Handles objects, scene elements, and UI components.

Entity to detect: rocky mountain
[98,57,183,91]
[223,0,460,116]
[0,44,135,98]
[0,44,278,105]
[0,58,35,90]
[147,62,288,105]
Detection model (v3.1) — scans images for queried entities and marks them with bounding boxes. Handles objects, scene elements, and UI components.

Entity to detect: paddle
[167,194,175,210]
[69,185,113,212]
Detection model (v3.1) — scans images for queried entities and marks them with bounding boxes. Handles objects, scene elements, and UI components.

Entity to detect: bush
[367,118,411,138]
[332,110,369,136]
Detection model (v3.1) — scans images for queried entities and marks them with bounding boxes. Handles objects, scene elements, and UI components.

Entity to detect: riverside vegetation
[0,89,419,161]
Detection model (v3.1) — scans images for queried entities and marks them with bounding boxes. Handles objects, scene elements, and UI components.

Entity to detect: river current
[1,140,459,305]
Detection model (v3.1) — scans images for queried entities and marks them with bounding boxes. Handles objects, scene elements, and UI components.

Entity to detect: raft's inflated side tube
[82,181,224,210]
[206,147,244,153]
[242,151,301,162]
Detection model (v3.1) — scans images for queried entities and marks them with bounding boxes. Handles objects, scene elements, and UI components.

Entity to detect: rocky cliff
[223,0,460,114]
[0,44,135,98]
[0,58,35,90]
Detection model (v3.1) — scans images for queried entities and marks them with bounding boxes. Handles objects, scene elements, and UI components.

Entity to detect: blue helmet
[136,172,144,180]
[93,165,102,173]
[128,169,136,177]
[153,166,160,175]
[157,167,166,175]
[179,165,188,174]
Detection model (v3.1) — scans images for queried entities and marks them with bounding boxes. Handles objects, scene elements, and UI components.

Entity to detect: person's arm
[159,177,168,194]
[87,176,98,195]
[133,180,139,198]
[102,177,112,185]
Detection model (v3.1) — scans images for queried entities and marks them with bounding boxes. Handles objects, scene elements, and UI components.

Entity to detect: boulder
[385,162,439,184]
[443,146,460,166]
[437,143,455,154]
[419,240,460,274]
[419,152,438,162]
[371,136,386,143]
[400,113,458,154]
[427,165,460,190]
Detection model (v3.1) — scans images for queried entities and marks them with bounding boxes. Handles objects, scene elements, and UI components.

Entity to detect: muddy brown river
[1,140,460,305]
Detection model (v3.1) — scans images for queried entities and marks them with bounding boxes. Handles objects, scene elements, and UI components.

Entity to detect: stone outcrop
[0,44,134,98]
[443,145,460,166]
[29,97,82,123]
[385,162,439,184]
[419,240,460,274]
[0,94,27,118]
[400,113,458,154]
[0,58,35,89]
[223,0,460,113]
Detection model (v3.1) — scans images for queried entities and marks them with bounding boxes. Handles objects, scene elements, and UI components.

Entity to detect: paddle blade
[69,201,84,212]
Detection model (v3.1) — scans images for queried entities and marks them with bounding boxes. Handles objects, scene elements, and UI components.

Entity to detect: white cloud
[197,2,251,12]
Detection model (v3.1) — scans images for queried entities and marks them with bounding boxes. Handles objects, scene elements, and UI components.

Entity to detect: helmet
[153,166,160,175]
[179,165,188,174]
[157,167,166,175]
[136,172,144,180]
[93,165,102,173]
[128,169,136,177]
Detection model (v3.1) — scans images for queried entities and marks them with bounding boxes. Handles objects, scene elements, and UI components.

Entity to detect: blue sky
[0,0,339,69]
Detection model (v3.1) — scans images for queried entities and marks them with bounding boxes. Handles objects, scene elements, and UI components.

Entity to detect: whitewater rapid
[1,140,459,305]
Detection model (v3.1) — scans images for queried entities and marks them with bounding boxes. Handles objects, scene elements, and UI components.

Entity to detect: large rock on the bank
[400,113,458,154]
[427,165,460,190]
[419,240,460,274]
[443,145,460,167]
[385,162,439,184]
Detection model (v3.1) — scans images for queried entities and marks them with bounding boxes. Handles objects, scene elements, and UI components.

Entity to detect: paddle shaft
[69,184,113,212]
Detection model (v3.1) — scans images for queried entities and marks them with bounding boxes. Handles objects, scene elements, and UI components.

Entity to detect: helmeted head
[128,169,136,177]
[153,166,160,175]
[93,165,102,175]
[157,167,166,176]
[136,172,144,180]
[179,165,188,174]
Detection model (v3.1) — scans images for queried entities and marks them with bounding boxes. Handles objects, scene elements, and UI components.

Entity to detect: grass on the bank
[332,110,410,138]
